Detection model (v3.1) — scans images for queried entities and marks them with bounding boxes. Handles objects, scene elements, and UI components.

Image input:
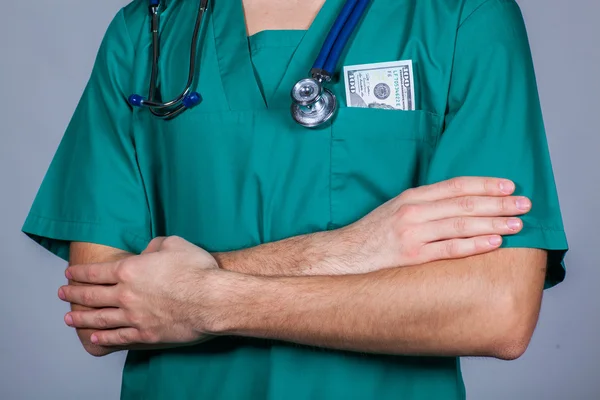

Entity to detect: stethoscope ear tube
[128,0,208,120]
[322,0,370,74]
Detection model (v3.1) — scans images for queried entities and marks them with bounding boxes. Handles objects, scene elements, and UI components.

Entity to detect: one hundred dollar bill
[343,60,415,110]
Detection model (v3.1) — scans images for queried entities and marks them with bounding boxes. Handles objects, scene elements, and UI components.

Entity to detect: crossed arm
[70,244,545,360]
[65,178,547,360]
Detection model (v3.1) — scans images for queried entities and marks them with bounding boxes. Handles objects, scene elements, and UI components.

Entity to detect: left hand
[59,236,222,347]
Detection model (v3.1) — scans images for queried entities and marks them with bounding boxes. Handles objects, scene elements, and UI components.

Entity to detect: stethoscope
[129,0,371,127]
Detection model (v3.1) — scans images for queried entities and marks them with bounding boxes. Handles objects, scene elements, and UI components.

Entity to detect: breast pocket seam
[328,109,442,229]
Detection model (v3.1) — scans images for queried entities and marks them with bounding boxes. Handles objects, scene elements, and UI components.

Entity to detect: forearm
[213,229,351,277]
[211,249,546,360]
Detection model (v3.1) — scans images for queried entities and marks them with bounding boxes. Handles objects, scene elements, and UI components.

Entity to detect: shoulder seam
[458,0,514,29]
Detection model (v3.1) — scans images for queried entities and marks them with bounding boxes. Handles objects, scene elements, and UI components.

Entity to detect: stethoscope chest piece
[291,78,337,128]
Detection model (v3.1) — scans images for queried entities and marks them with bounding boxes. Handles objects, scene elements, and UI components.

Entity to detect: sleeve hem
[21,213,151,262]
[501,225,568,289]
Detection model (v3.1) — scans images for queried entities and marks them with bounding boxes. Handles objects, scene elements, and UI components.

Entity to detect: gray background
[1,0,598,399]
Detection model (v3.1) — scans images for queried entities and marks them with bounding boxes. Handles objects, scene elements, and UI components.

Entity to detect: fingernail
[516,198,531,211]
[65,314,73,326]
[58,289,66,300]
[507,218,522,230]
[65,269,72,280]
[489,236,502,246]
[91,335,99,344]
[499,181,515,194]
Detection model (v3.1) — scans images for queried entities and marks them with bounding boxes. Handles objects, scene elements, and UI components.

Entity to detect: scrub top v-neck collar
[211,0,344,111]
[248,30,306,106]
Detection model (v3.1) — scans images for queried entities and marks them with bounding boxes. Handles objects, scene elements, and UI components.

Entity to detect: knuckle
[115,262,133,282]
[447,177,464,193]
[116,330,127,344]
[397,230,411,244]
[162,235,183,248]
[396,224,412,237]
[148,237,163,247]
[86,267,97,282]
[397,226,418,246]
[444,240,460,258]
[81,291,94,305]
[458,197,475,212]
[140,330,159,344]
[128,312,143,328]
[95,314,109,329]
[396,204,419,221]
[498,198,509,213]
[453,218,468,234]
[117,330,130,345]
[117,290,134,307]
[404,245,422,260]
[483,178,494,193]
[399,187,416,201]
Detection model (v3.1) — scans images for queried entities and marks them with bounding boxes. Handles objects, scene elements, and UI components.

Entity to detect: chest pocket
[329,107,442,228]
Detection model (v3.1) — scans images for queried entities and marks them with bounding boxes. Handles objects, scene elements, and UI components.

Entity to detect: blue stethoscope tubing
[312,0,371,78]
[129,0,371,123]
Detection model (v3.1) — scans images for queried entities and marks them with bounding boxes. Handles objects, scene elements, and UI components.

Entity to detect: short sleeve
[425,0,568,287]
[22,10,152,261]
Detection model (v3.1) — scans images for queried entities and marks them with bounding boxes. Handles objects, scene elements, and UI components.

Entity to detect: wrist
[199,270,265,335]
[295,231,332,275]
[212,251,235,271]
[312,226,373,275]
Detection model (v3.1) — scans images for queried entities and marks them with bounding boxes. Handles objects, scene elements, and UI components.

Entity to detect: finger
[58,285,120,307]
[403,177,515,203]
[65,309,129,330]
[91,328,141,347]
[66,261,120,284]
[421,235,503,263]
[418,217,523,242]
[412,195,531,223]
[142,237,167,254]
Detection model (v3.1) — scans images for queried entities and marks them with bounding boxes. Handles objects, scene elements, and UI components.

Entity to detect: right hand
[332,177,531,273]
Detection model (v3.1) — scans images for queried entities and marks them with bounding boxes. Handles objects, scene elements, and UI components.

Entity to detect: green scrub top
[22,0,569,399]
